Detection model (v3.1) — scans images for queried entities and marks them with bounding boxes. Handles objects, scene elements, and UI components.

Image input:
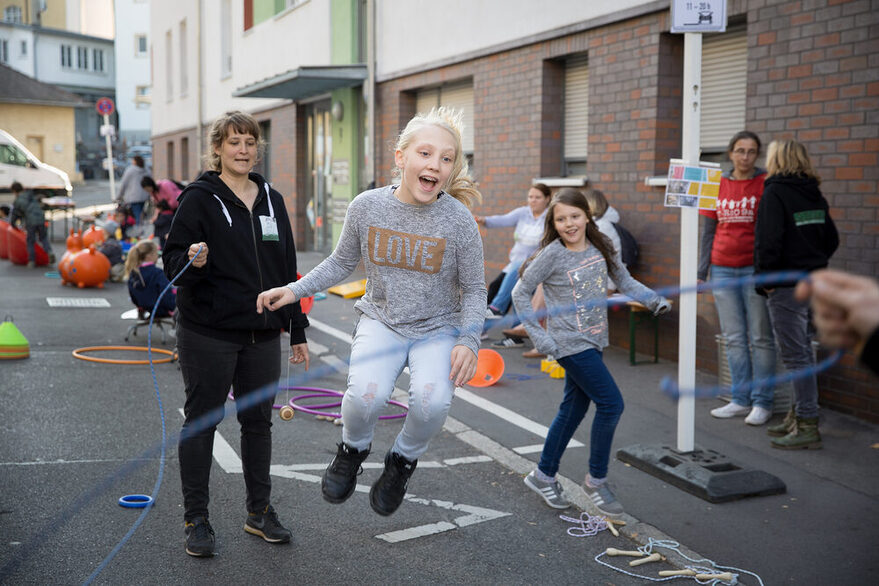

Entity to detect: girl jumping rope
[257,107,486,516]
[512,188,670,516]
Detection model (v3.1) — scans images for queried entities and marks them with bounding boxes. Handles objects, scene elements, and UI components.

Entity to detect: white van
[0,129,73,205]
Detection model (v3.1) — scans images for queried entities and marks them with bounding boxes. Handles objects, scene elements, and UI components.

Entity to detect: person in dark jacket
[125,239,176,316]
[754,139,839,450]
[9,182,55,266]
[162,111,309,557]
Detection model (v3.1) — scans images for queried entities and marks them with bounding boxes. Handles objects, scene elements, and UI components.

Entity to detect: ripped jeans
[342,316,457,461]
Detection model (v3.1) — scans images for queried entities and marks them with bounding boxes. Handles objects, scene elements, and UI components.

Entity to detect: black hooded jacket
[754,173,838,290]
[162,170,308,344]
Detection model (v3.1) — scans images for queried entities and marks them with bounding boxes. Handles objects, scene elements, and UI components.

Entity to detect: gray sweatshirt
[512,239,664,359]
[289,185,487,356]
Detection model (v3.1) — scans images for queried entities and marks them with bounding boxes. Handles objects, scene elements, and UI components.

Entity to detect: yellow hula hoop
[72,346,178,365]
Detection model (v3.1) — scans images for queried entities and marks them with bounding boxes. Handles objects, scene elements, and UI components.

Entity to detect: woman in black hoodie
[754,139,838,450]
[163,111,309,557]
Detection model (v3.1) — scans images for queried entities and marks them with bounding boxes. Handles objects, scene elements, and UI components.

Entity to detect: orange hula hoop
[72,346,178,365]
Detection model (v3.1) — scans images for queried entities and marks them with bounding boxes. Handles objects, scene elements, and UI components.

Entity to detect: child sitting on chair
[125,240,176,317]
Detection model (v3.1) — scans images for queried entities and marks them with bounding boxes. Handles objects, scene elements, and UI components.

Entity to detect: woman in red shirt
[698,131,776,426]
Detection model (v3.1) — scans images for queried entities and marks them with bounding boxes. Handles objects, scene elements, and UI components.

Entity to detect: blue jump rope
[0,263,843,584]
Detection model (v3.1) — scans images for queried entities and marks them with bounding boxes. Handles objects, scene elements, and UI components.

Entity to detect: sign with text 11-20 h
[664,163,721,210]
[670,0,727,33]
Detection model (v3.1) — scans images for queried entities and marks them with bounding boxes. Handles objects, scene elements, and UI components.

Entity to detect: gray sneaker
[524,471,570,509]
[583,481,624,516]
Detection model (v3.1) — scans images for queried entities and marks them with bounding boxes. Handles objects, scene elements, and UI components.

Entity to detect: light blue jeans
[342,316,457,461]
[711,264,776,409]
[489,260,524,314]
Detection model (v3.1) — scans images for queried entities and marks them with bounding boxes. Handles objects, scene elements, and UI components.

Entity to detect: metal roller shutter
[701,27,747,152]
[564,54,589,161]
[416,83,474,153]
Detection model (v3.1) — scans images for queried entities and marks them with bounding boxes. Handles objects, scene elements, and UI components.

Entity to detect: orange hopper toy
[6,226,50,266]
[65,245,110,288]
[58,229,84,283]
[0,220,10,259]
[81,225,107,248]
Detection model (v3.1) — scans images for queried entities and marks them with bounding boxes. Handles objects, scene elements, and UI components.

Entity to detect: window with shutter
[564,54,589,175]
[700,26,747,153]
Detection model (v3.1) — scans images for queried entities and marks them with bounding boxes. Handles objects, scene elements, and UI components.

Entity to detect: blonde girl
[257,106,486,517]
[125,240,176,316]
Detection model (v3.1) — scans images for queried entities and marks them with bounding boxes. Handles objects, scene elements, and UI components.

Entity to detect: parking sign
[96,97,115,116]
[670,0,727,33]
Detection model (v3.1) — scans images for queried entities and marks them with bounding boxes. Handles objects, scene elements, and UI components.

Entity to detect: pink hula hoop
[228,385,409,420]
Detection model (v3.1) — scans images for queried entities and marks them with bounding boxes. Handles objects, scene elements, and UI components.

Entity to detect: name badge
[260,215,279,241]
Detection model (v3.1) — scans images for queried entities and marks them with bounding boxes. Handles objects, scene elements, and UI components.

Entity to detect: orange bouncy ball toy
[66,245,110,288]
[467,349,505,387]
[81,225,107,248]
[59,229,84,282]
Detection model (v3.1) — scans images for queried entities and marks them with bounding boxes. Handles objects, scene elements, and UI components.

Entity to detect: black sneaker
[369,451,417,516]
[244,505,291,543]
[322,443,370,503]
[184,516,215,557]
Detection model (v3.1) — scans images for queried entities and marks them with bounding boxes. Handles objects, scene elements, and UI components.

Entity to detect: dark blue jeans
[177,325,280,521]
[538,348,624,480]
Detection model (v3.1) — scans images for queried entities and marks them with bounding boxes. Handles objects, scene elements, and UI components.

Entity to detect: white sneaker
[745,405,772,426]
[710,402,751,418]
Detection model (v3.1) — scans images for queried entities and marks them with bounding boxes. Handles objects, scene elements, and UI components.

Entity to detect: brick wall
[371,0,879,420]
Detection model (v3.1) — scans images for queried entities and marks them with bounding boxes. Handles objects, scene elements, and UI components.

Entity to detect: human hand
[289,343,310,371]
[654,298,673,316]
[256,286,297,313]
[474,215,485,225]
[188,242,208,267]
[795,269,879,353]
[450,345,478,387]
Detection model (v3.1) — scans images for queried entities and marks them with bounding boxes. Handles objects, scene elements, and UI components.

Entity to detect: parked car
[0,129,73,204]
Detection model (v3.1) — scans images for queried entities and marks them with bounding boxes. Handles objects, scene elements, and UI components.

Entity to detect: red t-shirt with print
[700,173,766,268]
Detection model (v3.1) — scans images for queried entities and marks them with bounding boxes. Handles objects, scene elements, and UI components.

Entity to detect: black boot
[321,443,370,503]
[370,451,417,516]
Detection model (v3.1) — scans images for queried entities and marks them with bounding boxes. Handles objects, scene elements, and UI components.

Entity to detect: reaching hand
[795,269,879,353]
[289,343,310,371]
[449,345,478,387]
[256,286,297,314]
[188,242,208,268]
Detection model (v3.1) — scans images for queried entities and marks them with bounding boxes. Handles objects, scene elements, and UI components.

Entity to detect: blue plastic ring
[118,494,154,508]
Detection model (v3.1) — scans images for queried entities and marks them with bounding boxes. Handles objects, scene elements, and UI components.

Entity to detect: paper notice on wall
[664,163,722,210]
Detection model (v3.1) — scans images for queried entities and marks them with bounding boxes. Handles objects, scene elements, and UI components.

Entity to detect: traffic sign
[95,97,115,116]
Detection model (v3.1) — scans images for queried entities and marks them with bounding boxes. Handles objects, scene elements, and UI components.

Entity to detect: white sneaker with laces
[745,405,772,426]
[710,402,751,419]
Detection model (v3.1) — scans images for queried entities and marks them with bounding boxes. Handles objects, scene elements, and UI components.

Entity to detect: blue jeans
[711,264,776,409]
[343,316,457,461]
[128,201,145,224]
[538,348,623,480]
[766,287,819,418]
[489,260,524,314]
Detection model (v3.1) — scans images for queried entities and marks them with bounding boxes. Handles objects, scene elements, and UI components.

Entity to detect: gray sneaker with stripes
[583,481,624,516]
[524,471,570,509]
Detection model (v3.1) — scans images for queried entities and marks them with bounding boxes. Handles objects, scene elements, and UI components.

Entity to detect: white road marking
[512,444,547,455]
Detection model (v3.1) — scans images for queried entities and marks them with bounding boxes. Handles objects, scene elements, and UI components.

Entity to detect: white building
[114,0,151,147]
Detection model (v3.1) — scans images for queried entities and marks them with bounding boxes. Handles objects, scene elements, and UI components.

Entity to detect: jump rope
[0,262,843,584]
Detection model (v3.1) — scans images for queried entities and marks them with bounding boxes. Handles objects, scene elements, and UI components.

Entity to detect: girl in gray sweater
[257,107,486,516]
[513,188,670,516]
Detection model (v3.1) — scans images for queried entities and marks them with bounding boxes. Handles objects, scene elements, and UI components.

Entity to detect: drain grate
[46,297,111,308]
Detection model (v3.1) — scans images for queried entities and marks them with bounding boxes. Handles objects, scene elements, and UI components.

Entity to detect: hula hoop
[284,387,408,420]
[72,346,177,365]
[118,494,154,508]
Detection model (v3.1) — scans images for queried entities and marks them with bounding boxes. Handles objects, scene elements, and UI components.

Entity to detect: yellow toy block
[540,358,565,378]
[327,279,367,299]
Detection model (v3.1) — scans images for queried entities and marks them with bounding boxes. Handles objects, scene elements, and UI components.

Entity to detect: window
[165,30,173,100]
[0,144,28,166]
[0,40,7,64]
[93,49,104,72]
[416,81,475,169]
[700,26,747,154]
[77,46,88,69]
[60,44,72,67]
[135,85,151,108]
[220,0,232,77]
[167,141,175,179]
[20,40,26,57]
[135,34,147,57]
[179,19,188,96]
[4,6,22,23]
[563,54,589,176]
[180,137,189,182]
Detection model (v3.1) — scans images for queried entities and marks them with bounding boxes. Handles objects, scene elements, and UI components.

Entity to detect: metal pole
[365,0,375,186]
[677,32,702,452]
[104,113,116,202]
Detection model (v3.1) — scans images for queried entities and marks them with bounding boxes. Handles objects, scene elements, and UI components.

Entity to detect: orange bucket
[467,348,505,387]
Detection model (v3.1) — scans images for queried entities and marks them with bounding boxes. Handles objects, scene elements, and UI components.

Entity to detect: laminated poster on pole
[663,162,721,211]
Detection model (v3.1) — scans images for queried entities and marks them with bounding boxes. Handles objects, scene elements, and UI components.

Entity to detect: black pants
[176,325,280,521]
